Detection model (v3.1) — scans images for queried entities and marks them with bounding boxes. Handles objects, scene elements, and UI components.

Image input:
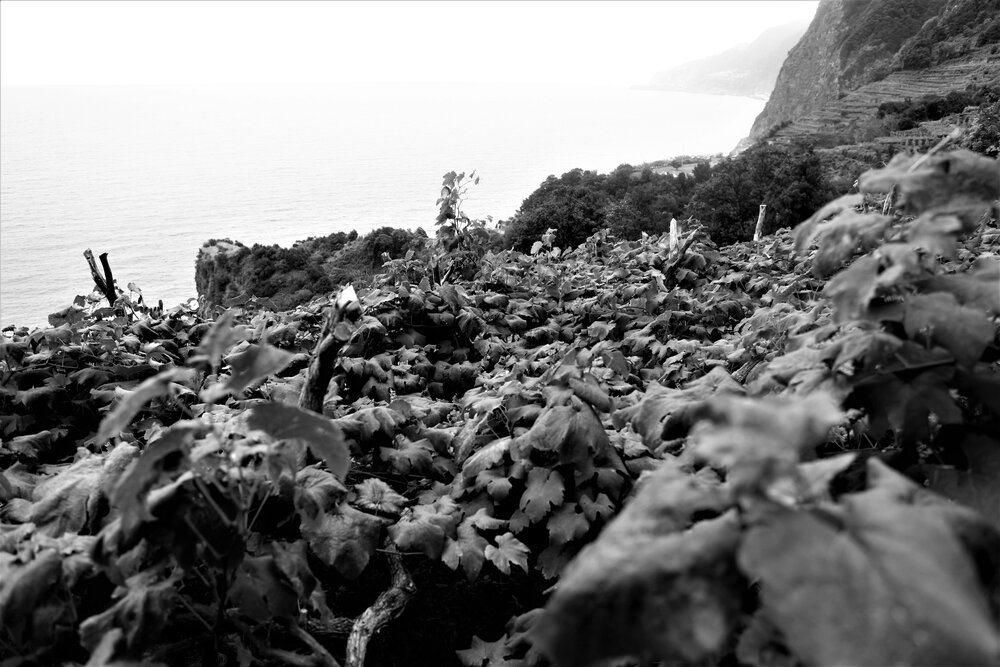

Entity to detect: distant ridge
[640,21,810,99]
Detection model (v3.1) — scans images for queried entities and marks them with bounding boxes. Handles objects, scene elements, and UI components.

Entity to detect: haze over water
[1,83,764,328]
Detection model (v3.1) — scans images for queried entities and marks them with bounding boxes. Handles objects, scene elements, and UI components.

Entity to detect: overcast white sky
[1,1,818,86]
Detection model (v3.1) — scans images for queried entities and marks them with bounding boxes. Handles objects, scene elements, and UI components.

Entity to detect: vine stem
[344,539,417,667]
[299,288,360,414]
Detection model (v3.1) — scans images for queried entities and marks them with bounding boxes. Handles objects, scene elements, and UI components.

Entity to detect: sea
[0,83,764,329]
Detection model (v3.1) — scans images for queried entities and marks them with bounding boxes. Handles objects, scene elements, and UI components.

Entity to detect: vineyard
[1,150,999,667]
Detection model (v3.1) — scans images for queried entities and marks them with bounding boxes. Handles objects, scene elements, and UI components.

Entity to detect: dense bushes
[503,163,709,251]
[685,142,834,245]
[504,145,835,251]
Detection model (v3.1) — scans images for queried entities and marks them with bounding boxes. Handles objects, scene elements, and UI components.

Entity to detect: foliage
[503,163,707,251]
[961,98,1000,156]
[196,227,429,313]
[877,85,999,131]
[531,147,1000,666]
[686,142,833,245]
[1,148,998,666]
[894,0,1000,70]
[838,0,945,83]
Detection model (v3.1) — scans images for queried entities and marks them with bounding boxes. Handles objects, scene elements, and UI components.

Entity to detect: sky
[1,1,819,87]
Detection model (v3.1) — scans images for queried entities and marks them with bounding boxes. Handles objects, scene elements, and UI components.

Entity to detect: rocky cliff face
[747,0,969,141]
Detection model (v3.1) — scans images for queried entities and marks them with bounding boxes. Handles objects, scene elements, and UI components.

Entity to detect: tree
[686,142,832,245]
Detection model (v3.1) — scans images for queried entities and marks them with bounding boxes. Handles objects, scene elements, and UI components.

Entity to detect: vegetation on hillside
[894,0,1000,69]
[962,98,1000,156]
[196,227,429,311]
[876,84,999,131]
[502,163,709,252]
[686,142,834,245]
[839,0,946,83]
[1,144,998,666]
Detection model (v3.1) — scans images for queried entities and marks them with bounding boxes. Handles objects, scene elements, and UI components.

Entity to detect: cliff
[194,227,428,312]
[642,21,809,99]
[746,0,1000,145]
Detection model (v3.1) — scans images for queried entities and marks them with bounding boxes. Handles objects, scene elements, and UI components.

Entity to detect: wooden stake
[753,204,767,242]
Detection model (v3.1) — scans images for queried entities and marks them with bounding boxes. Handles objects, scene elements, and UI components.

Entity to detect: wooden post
[753,204,767,242]
[669,218,679,253]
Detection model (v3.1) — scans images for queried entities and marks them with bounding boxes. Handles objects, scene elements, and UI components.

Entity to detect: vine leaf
[0,549,68,646]
[918,257,1000,316]
[547,503,589,545]
[520,467,565,523]
[113,426,200,536]
[302,504,384,579]
[484,532,530,575]
[476,467,513,501]
[532,463,738,666]
[806,211,892,278]
[616,367,743,448]
[859,149,1000,229]
[97,367,197,443]
[739,464,1000,666]
[295,466,347,523]
[578,492,615,522]
[823,254,880,321]
[903,292,994,369]
[354,478,407,515]
[462,437,511,478]
[442,512,490,580]
[188,310,249,372]
[78,571,177,653]
[31,443,137,537]
[226,554,298,623]
[388,496,460,558]
[923,435,1000,529]
[693,392,842,495]
[456,634,514,667]
[380,437,435,475]
[248,402,350,482]
[201,342,295,402]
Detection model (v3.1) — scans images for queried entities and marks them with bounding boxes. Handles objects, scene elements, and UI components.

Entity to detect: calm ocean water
[0,83,764,328]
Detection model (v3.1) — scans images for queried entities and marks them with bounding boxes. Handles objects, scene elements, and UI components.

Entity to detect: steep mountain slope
[642,21,809,98]
[749,0,950,140]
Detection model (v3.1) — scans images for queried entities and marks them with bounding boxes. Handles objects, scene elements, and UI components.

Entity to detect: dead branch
[84,249,117,306]
[344,539,417,667]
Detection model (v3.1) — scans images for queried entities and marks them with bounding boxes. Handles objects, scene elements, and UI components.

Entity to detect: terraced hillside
[768,45,1000,144]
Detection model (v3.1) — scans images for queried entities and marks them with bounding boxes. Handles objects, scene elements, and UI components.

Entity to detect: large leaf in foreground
[248,402,350,481]
[97,368,197,443]
[29,442,138,537]
[201,342,295,402]
[302,504,384,579]
[531,464,740,667]
[739,466,1000,666]
[924,435,1000,530]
